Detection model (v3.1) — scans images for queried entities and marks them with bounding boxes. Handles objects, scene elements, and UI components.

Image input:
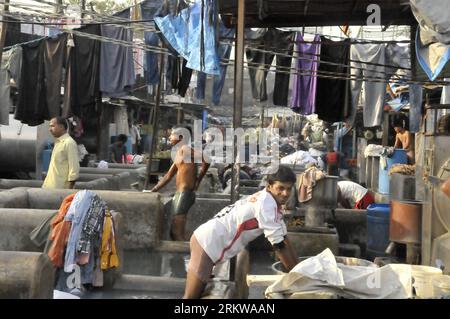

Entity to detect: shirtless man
[393,118,414,163]
[150,127,210,241]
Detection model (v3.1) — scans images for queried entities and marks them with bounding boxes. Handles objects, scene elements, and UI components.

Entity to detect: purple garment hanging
[291,33,321,115]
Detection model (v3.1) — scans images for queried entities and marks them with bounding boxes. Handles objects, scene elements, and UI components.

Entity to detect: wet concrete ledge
[0,188,163,250]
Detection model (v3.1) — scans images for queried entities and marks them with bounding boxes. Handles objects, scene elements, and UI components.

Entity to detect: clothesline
[3,7,413,81]
[3,11,445,86]
[1,12,172,55]
[240,43,413,82]
[1,2,161,33]
[225,39,412,72]
[220,58,444,86]
[3,2,448,87]
[3,3,418,78]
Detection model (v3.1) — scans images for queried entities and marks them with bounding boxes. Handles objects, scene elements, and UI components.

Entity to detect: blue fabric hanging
[141,0,163,85]
[155,0,220,76]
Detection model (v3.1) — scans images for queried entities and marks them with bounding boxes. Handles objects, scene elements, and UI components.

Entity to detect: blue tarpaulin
[154,0,220,76]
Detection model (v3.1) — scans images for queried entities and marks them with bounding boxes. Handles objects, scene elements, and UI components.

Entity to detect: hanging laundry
[409,84,423,133]
[3,46,22,87]
[245,29,270,101]
[77,195,107,266]
[178,59,193,97]
[142,0,166,85]
[155,0,220,76]
[0,63,9,125]
[16,40,48,126]
[385,43,411,78]
[410,0,450,80]
[48,194,76,268]
[64,190,97,273]
[166,54,181,92]
[350,43,386,127]
[100,9,136,97]
[297,166,326,203]
[196,20,235,105]
[291,34,321,115]
[63,25,100,118]
[101,210,119,270]
[273,31,295,106]
[245,28,294,104]
[315,37,351,123]
[44,34,67,118]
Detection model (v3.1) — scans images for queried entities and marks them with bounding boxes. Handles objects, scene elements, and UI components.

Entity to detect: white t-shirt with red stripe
[338,181,368,207]
[194,188,287,264]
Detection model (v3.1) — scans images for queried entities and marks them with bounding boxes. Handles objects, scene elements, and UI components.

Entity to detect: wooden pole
[144,47,165,189]
[230,0,245,204]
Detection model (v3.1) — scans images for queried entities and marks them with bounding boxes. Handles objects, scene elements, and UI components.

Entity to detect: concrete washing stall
[0,188,163,250]
[0,251,55,299]
[1,175,128,192]
[0,188,248,299]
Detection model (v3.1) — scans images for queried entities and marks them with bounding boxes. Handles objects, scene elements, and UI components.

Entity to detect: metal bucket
[390,200,422,244]
[272,256,377,274]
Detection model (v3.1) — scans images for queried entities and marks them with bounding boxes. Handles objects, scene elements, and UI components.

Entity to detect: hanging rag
[315,37,351,123]
[1,46,22,125]
[410,0,450,81]
[297,166,325,203]
[350,43,387,127]
[100,9,136,97]
[291,33,321,115]
[29,211,58,249]
[101,210,120,270]
[47,193,76,268]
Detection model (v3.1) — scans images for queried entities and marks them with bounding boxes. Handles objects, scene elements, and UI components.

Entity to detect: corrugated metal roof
[219,0,415,27]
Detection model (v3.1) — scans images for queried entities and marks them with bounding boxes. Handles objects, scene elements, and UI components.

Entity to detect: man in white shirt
[337,180,374,210]
[184,165,298,299]
[130,122,141,154]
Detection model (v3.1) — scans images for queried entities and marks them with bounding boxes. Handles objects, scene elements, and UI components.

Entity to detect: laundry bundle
[46,190,119,290]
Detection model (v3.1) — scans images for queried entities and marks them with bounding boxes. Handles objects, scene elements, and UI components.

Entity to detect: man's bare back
[174,145,198,192]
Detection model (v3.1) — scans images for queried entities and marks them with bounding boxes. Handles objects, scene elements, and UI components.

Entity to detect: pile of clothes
[297,166,326,203]
[280,150,318,167]
[389,164,416,176]
[265,249,413,299]
[31,190,119,294]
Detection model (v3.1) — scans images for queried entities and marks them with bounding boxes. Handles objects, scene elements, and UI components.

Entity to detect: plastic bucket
[378,149,408,194]
[411,265,443,298]
[366,204,390,259]
[432,275,450,298]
